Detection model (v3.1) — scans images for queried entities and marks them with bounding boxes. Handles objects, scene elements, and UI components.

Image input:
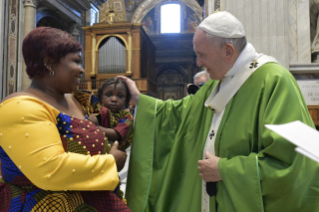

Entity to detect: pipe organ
[98,36,126,74]
[82,22,157,96]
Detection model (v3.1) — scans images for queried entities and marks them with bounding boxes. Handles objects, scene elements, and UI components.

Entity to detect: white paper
[265,121,319,162]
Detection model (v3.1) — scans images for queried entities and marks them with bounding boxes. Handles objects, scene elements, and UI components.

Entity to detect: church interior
[1,0,319,128]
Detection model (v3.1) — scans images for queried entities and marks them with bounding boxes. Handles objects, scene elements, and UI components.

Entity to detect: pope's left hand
[198,151,222,182]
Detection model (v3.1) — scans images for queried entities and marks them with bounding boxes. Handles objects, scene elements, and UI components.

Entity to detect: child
[88,78,134,152]
[87,78,134,203]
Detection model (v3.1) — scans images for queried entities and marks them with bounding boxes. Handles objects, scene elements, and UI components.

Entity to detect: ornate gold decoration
[23,0,37,8]
[127,32,132,74]
[101,2,123,25]
[91,34,96,75]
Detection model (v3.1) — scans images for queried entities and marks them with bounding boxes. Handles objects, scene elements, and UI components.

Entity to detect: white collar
[224,43,259,78]
[204,44,277,113]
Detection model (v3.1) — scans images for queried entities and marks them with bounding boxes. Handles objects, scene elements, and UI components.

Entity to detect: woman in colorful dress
[0,27,131,212]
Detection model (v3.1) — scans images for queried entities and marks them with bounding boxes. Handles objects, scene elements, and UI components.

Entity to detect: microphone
[206,182,217,196]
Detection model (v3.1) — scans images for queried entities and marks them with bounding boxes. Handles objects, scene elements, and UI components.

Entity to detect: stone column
[0,0,5,99]
[21,0,38,90]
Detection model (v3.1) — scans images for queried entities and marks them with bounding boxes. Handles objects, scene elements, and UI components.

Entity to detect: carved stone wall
[150,33,201,99]
[156,68,188,100]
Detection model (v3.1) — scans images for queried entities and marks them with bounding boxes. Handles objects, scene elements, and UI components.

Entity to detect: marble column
[0,0,5,99]
[21,0,38,90]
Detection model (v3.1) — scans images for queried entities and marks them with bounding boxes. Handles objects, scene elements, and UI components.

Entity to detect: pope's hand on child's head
[109,141,127,172]
[117,75,140,105]
[88,114,99,126]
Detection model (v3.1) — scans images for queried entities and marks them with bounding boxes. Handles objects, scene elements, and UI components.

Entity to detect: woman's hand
[88,114,99,126]
[117,76,140,105]
[109,141,127,171]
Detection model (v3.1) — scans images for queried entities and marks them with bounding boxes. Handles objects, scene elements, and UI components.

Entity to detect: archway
[36,9,66,30]
[156,65,188,100]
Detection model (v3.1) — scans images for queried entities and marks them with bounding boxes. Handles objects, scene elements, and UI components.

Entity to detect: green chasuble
[126,63,319,212]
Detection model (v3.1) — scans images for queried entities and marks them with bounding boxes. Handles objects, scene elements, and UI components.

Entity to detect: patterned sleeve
[99,107,134,150]
[99,107,111,128]
[113,112,134,144]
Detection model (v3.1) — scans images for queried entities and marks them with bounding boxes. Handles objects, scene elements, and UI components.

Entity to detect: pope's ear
[224,43,235,57]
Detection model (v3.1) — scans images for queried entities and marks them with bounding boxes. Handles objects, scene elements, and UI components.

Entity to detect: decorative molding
[46,0,82,24]
[7,0,19,95]
[0,0,5,99]
[96,34,129,50]
[90,0,108,9]
[75,0,91,11]
[17,0,25,92]
[156,64,188,82]
[127,32,132,74]
[23,0,36,8]
[214,0,220,11]
[289,63,319,74]
[23,0,42,7]
[131,0,202,23]
[36,9,67,30]
[157,69,186,83]
[92,33,96,74]
[99,0,127,23]
[71,23,81,37]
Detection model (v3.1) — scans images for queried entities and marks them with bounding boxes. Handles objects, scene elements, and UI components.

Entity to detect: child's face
[101,83,127,113]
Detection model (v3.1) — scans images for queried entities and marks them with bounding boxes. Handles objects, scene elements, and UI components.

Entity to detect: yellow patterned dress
[0,95,131,211]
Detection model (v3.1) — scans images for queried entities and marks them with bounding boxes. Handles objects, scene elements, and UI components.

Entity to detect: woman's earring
[50,70,55,76]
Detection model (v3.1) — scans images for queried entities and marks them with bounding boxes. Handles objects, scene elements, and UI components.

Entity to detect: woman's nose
[79,64,85,73]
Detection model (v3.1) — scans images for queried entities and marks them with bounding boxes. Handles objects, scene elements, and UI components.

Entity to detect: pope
[120,11,319,212]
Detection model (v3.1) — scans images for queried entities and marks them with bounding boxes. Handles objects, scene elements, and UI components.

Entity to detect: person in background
[0,27,130,212]
[187,69,210,95]
[194,69,210,85]
[120,11,319,212]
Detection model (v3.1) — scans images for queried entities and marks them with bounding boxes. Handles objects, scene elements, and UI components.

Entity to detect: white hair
[205,33,247,53]
[193,70,209,82]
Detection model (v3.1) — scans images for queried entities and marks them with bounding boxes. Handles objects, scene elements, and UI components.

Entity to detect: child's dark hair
[98,78,131,108]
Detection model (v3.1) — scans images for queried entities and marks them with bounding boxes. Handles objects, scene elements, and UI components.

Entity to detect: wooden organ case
[82,22,157,96]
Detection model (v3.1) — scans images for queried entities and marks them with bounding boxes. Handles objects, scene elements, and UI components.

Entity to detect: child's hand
[88,114,99,126]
